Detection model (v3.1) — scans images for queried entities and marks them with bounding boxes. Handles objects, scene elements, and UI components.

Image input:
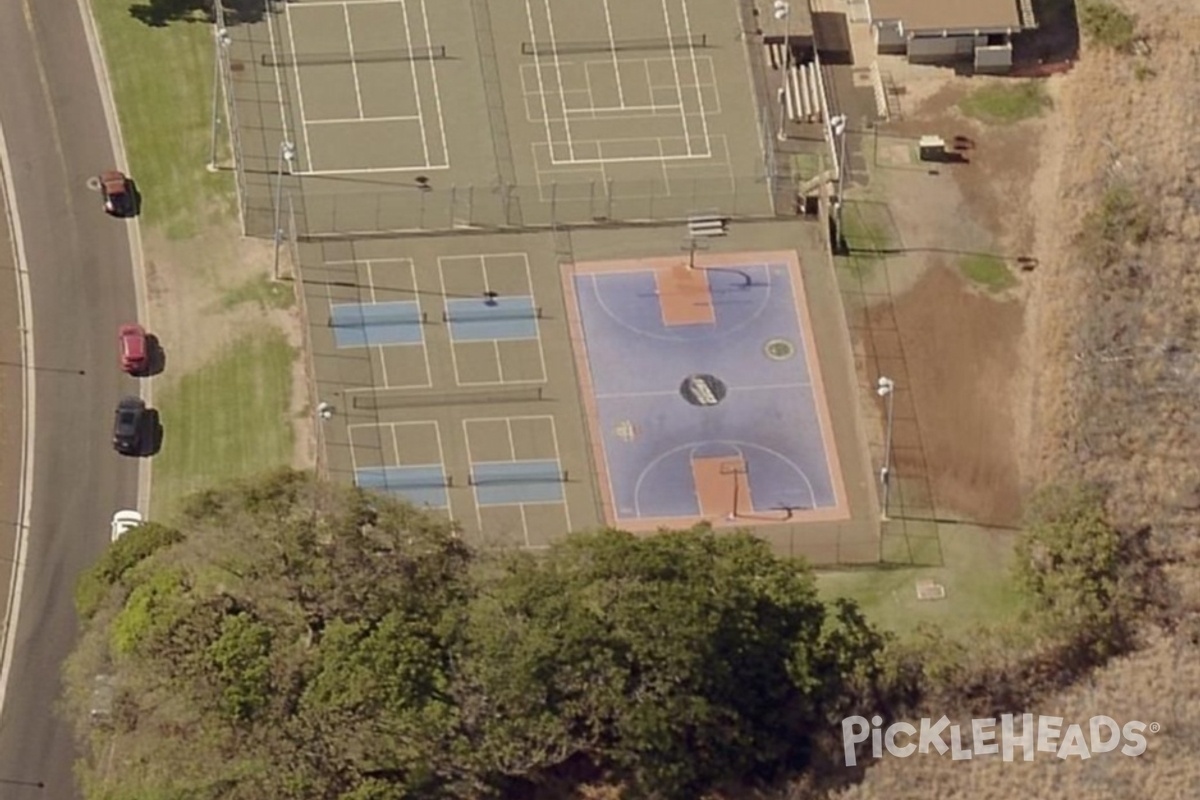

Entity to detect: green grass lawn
[218,273,297,312]
[91,0,235,238]
[818,524,1027,637]
[959,253,1018,292]
[958,81,1052,125]
[150,329,295,516]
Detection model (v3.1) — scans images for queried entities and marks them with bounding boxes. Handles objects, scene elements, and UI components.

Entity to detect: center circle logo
[764,338,796,361]
[680,374,727,407]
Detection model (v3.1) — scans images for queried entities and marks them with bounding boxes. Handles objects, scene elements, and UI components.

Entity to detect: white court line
[678,0,712,152]
[547,418,572,532]
[524,0,567,164]
[297,164,449,176]
[390,423,401,465]
[290,0,401,6]
[417,0,450,170]
[541,0,576,161]
[342,4,365,118]
[600,0,625,106]
[399,0,431,166]
[432,420,454,519]
[265,1,294,160]
[284,8,315,168]
[504,418,516,459]
[363,260,391,389]
[658,0,691,156]
[596,383,813,400]
[306,115,423,125]
[348,423,361,475]
[436,256,465,387]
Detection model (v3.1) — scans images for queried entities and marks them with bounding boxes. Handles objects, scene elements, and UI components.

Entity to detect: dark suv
[112,397,146,455]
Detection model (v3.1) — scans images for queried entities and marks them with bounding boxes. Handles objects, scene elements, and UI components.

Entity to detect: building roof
[758,3,815,38]
[868,0,1023,33]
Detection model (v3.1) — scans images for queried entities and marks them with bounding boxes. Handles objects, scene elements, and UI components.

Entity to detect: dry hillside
[816,1,1200,797]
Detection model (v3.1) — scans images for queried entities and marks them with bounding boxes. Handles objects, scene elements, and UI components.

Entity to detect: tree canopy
[66,469,888,800]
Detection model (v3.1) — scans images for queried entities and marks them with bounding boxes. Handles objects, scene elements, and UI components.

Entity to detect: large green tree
[66,470,886,800]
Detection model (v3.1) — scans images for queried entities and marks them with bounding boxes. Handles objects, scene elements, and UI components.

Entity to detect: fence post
[550,181,557,226]
[589,180,596,220]
[606,179,614,220]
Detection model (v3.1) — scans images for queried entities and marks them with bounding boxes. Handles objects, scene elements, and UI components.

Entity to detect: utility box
[918,135,946,162]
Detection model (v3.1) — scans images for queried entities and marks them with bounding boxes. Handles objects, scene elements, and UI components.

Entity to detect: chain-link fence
[260,174,783,239]
[213,1,249,237]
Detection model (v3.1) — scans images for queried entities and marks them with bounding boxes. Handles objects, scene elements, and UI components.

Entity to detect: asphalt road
[0,0,141,793]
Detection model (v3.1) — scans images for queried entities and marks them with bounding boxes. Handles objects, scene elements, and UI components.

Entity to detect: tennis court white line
[678,0,712,152]
[433,421,454,519]
[595,383,814,401]
[389,424,402,469]
[547,418,572,532]
[265,2,294,160]
[284,9,315,170]
[658,0,691,156]
[542,0,576,162]
[600,0,625,107]
[363,260,390,388]
[417,0,450,172]
[306,115,423,125]
[398,0,430,166]
[297,164,449,176]
[289,0,398,6]
[343,4,365,118]
[525,0,568,164]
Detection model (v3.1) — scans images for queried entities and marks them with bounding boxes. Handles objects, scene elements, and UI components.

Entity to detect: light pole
[207,27,232,172]
[773,0,790,142]
[272,141,296,281]
[830,113,848,250]
[876,376,895,520]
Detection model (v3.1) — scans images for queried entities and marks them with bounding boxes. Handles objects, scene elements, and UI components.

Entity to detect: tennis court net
[442,306,543,323]
[468,471,568,487]
[520,35,708,56]
[352,387,545,410]
[329,310,426,328]
[262,46,447,67]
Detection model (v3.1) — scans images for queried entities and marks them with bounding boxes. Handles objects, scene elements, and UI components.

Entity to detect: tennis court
[266,0,449,174]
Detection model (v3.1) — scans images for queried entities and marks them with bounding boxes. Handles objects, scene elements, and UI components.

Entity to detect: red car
[100,170,135,217]
[119,323,148,375]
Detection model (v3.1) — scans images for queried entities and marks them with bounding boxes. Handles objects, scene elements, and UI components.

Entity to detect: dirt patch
[863,265,1025,526]
[848,68,1043,528]
[141,226,314,470]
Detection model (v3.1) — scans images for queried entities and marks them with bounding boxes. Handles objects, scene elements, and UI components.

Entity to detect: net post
[468,474,476,487]
[605,179,614,220]
[441,310,449,322]
[562,469,569,483]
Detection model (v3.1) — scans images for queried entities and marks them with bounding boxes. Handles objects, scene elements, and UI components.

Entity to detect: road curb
[73,0,154,516]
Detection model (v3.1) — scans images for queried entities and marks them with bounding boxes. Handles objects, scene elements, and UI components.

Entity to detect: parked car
[110,509,143,542]
[90,674,115,726]
[118,323,148,375]
[100,170,134,217]
[112,396,146,455]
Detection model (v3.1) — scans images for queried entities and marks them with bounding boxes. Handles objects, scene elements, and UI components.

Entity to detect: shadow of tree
[128,0,266,27]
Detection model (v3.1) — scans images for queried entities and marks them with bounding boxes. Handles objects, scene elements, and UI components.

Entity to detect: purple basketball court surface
[563,250,849,531]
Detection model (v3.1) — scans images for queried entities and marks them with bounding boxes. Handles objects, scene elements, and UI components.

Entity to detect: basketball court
[563,249,850,531]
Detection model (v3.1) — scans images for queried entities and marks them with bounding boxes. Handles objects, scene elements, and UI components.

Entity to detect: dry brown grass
[803,1,1200,796]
